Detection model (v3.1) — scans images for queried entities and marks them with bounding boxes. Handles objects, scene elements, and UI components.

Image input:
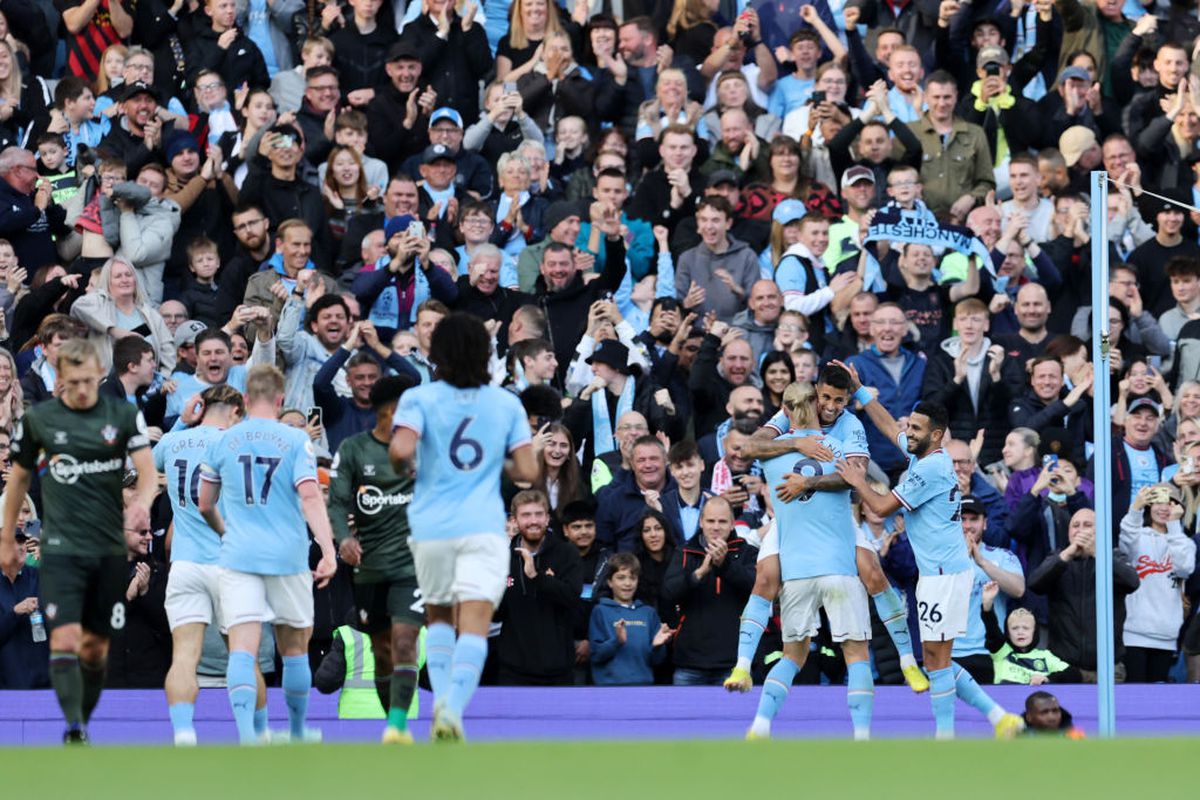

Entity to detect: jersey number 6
[450,417,484,471]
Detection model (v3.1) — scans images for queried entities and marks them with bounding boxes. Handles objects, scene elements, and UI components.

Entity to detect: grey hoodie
[731,308,777,363]
[675,236,760,323]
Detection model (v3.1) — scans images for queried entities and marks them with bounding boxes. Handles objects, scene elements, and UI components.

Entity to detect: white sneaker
[174,730,198,747]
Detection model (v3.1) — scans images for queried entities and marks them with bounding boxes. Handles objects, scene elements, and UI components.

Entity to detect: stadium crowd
[3,0,1200,699]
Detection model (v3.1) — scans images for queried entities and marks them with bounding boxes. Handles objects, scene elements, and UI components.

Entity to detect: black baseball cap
[960,495,987,517]
[121,80,161,104]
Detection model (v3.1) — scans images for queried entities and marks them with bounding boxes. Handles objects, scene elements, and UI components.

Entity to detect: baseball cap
[385,41,421,62]
[1060,66,1090,83]
[429,108,464,129]
[773,198,806,225]
[976,45,1009,70]
[959,495,987,517]
[421,143,456,165]
[1127,397,1163,416]
[173,320,207,350]
[121,80,161,104]
[841,165,876,190]
[383,214,417,240]
[706,169,739,188]
[1058,126,1097,168]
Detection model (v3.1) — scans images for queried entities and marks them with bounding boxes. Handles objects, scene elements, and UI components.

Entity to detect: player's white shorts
[779,575,872,643]
[915,569,973,642]
[219,568,311,629]
[409,533,509,607]
[165,561,225,632]
[757,521,779,561]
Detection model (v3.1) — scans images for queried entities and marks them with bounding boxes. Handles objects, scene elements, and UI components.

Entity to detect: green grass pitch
[7,737,1196,799]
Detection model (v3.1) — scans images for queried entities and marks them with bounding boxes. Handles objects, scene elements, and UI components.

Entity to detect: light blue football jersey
[166,366,249,419]
[393,381,531,541]
[764,408,870,459]
[892,433,972,576]
[200,417,318,575]
[761,430,857,581]
[153,424,225,565]
[954,544,1024,657]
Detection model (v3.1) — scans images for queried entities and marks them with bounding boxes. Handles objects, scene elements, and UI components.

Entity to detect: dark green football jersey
[329,430,415,582]
[12,395,149,556]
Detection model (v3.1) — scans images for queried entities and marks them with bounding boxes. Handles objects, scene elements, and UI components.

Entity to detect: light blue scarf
[592,375,635,456]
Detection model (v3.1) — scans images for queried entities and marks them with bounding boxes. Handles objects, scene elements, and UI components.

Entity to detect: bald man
[732,280,783,360]
[995,283,1053,366]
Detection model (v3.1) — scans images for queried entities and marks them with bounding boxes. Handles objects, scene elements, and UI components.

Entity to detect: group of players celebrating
[0,311,1024,745]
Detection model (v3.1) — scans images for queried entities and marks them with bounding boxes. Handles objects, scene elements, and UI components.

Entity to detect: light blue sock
[281,655,311,739]
[928,667,956,738]
[953,663,1004,724]
[753,657,800,724]
[253,705,269,736]
[736,594,772,670]
[871,587,914,663]
[426,622,456,702]
[846,660,874,740]
[444,633,488,720]
[168,702,194,737]
[225,651,258,744]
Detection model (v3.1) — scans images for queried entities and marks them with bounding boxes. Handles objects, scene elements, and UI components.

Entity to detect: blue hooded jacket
[589,597,664,685]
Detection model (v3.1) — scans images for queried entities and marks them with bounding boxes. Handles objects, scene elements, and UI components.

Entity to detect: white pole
[1090,171,1115,737]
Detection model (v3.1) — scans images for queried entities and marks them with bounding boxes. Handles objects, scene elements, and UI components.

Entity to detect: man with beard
[702,419,765,528]
[494,490,583,686]
[165,326,276,427]
[994,283,1054,367]
[97,82,166,176]
[216,204,274,321]
[274,286,353,412]
[698,385,763,467]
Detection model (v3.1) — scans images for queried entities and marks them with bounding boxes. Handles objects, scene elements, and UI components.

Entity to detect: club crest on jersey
[364,464,376,476]
[53,431,68,444]
[45,603,57,620]
[101,425,119,444]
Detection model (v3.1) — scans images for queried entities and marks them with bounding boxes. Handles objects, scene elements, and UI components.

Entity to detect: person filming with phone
[0,493,49,689]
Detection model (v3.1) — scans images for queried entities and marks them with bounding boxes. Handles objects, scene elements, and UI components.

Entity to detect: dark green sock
[49,653,83,729]
[387,664,419,730]
[375,677,391,711]
[80,660,107,724]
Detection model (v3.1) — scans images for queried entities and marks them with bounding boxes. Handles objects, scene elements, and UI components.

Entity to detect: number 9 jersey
[393,382,532,542]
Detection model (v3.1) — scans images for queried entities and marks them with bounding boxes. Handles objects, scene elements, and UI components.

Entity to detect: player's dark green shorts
[39,554,128,636]
[353,577,424,632]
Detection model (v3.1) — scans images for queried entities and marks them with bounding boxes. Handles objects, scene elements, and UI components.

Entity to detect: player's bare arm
[741,427,834,461]
[836,458,901,517]
[506,442,540,484]
[298,480,337,589]
[197,478,225,537]
[829,359,903,447]
[388,426,417,472]
[776,455,868,502]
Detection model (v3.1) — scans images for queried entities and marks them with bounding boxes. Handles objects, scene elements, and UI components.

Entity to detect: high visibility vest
[333,625,427,720]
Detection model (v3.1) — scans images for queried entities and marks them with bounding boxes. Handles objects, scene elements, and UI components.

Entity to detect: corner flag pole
[1090,171,1115,737]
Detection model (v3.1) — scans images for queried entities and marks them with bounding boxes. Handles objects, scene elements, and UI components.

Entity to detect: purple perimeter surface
[1,685,1198,745]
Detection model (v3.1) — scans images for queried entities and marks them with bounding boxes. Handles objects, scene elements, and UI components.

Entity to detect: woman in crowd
[69,257,175,373]
[701,70,781,149]
[321,145,381,242]
[759,351,795,420]
[1000,427,1041,511]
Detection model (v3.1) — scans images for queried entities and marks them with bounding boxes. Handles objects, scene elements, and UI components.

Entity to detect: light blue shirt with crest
[892,433,972,576]
[761,430,857,581]
[154,424,225,565]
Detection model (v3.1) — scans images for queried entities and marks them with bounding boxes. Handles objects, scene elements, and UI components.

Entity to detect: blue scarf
[592,376,635,456]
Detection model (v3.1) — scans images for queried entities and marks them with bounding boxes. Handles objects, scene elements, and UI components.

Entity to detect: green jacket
[903,115,995,219]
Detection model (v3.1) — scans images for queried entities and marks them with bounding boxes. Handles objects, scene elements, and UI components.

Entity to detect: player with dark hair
[389,312,539,741]
[329,374,421,744]
[833,362,1024,739]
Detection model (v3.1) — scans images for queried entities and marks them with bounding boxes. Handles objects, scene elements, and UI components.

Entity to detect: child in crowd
[35,133,80,206]
[179,237,222,328]
[589,554,673,686]
[983,586,1080,685]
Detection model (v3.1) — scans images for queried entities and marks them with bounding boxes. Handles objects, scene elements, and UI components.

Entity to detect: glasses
[197,81,224,92]
[126,62,153,73]
[234,218,267,232]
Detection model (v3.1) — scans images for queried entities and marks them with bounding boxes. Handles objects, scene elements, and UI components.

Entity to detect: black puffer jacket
[183,24,270,91]
[661,530,757,671]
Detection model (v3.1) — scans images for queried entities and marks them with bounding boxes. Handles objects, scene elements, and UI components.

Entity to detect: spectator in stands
[662,496,756,685]
[105,491,171,688]
[70,257,174,374]
[496,489,583,685]
[589,553,672,686]
[595,435,675,554]
[0,491,47,688]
